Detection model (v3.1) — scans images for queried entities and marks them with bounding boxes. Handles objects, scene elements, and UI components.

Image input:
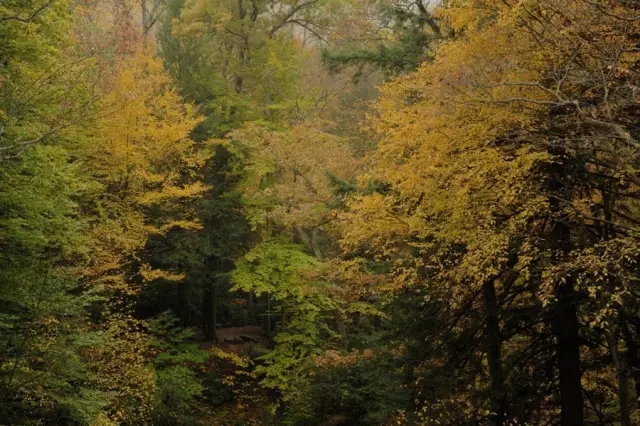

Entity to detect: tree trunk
[483,279,506,425]
[229,41,247,121]
[203,283,213,340]
[203,282,219,342]
[621,313,640,409]
[609,326,631,426]
[141,0,148,36]
[248,291,256,325]
[553,280,584,426]
[546,150,584,426]
[177,282,188,326]
[211,282,218,343]
[266,292,272,336]
[334,309,347,350]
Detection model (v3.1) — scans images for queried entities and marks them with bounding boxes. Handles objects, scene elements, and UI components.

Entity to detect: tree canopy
[2,0,640,425]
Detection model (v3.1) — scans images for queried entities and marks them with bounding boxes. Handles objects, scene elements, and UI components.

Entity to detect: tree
[80,47,205,297]
[0,146,109,424]
[159,0,331,133]
[0,2,111,423]
[323,0,447,76]
[341,0,640,424]
[0,0,100,161]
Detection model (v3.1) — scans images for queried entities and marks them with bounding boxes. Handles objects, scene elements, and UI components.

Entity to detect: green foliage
[232,241,339,399]
[289,354,407,425]
[149,312,208,425]
[0,0,98,159]
[10,0,640,425]
[158,0,322,134]
[323,0,444,76]
[0,3,115,423]
[0,146,107,424]
[232,241,319,296]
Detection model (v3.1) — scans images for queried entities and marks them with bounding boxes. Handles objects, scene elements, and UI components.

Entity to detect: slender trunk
[334,309,347,350]
[266,292,272,336]
[546,150,584,426]
[483,279,506,424]
[311,228,323,259]
[212,282,218,343]
[203,253,217,340]
[177,282,188,326]
[248,292,256,325]
[230,48,246,121]
[609,326,631,426]
[621,313,640,409]
[281,303,287,329]
[203,283,213,340]
[553,280,584,426]
[141,0,148,36]
[296,226,313,253]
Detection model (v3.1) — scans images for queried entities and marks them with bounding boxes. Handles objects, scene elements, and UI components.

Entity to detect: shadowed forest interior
[2,0,640,425]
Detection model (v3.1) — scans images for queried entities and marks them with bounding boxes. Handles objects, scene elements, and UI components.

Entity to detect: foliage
[5,0,640,425]
[0,2,116,423]
[159,0,322,133]
[231,241,336,400]
[149,312,208,424]
[230,121,358,233]
[323,0,446,76]
[290,351,406,425]
[341,0,640,424]
[81,46,206,295]
[0,146,108,425]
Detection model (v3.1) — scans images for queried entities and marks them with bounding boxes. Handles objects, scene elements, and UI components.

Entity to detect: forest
[1,0,640,425]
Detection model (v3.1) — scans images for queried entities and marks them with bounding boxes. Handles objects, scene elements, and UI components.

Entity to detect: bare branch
[581,0,640,21]
[289,19,327,43]
[472,97,581,109]
[0,0,53,24]
[582,118,639,147]
[268,0,318,38]
[479,81,566,103]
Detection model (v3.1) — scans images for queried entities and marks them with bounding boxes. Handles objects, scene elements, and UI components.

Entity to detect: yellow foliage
[232,120,359,232]
[210,347,250,369]
[85,314,156,424]
[340,1,640,421]
[80,47,206,293]
[342,0,640,290]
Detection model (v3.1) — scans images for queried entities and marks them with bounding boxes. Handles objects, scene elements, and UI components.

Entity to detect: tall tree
[341,0,640,424]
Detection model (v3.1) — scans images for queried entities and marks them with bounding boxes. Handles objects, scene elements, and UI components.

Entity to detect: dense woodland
[2,0,640,425]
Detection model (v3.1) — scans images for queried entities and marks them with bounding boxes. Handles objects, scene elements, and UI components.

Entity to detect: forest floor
[212,325,269,353]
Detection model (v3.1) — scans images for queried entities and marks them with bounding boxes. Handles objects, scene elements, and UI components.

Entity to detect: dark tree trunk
[203,282,218,342]
[546,146,584,426]
[266,292,272,336]
[483,279,506,425]
[212,282,218,342]
[609,326,631,426]
[177,282,188,326]
[621,313,640,409]
[203,283,213,339]
[248,291,256,325]
[552,279,584,426]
